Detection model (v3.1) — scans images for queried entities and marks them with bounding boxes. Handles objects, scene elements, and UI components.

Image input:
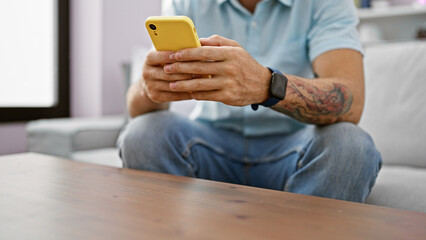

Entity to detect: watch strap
[251,67,284,111]
[251,98,280,111]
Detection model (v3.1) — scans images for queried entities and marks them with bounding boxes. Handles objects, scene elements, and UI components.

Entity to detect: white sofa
[27,41,426,212]
[359,41,426,212]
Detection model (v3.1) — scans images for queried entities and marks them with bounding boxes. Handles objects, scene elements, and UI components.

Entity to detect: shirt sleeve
[307,0,363,62]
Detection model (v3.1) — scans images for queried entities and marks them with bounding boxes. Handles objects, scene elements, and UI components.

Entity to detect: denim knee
[315,122,382,167]
[317,122,382,200]
[292,122,382,202]
[118,111,190,171]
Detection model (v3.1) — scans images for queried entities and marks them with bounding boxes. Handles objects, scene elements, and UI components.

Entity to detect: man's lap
[118,111,381,201]
[118,111,309,180]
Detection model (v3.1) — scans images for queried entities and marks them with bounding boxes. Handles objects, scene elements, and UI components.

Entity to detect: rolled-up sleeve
[308,0,363,62]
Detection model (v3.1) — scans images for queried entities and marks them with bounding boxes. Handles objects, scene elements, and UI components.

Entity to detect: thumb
[200,35,240,47]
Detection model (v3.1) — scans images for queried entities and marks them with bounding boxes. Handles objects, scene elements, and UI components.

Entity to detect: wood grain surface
[0,153,425,240]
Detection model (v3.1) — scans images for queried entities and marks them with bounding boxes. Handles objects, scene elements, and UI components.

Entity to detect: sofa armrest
[27,116,126,158]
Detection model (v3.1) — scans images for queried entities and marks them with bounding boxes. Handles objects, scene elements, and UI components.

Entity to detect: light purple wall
[71,0,103,117]
[101,0,160,115]
[0,123,27,155]
[71,0,161,117]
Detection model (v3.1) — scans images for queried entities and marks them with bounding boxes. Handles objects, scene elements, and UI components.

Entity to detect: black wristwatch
[251,67,288,111]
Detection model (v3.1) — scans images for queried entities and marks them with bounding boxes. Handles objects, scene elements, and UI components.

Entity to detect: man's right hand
[127,50,194,118]
[142,50,195,103]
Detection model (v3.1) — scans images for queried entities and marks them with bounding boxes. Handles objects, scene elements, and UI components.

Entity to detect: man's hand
[165,35,271,106]
[127,35,269,118]
[141,51,195,103]
[126,48,197,118]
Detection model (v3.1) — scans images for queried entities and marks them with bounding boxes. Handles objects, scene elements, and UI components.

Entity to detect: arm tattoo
[273,77,353,124]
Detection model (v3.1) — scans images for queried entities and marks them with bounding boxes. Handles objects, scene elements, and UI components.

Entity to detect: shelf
[358,5,426,20]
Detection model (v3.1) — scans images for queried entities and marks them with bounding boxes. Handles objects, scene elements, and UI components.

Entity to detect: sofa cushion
[359,41,426,168]
[366,165,426,213]
[27,116,126,158]
[72,148,122,168]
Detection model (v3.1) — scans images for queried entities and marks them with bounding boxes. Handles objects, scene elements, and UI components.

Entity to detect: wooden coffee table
[0,153,425,240]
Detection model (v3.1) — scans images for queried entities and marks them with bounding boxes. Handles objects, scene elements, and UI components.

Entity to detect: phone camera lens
[149,24,157,30]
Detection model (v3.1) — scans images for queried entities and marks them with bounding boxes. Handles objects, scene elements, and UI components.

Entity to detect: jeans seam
[187,162,196,178]
[283,139,313,192]
[295,138,313,170]
[365,152,383,200]
[250,146,304,164]
[180,137,242,162]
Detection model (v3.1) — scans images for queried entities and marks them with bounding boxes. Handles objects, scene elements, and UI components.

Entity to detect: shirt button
[251,21,257,27]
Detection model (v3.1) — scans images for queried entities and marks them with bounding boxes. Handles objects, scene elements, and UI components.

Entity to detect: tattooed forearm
[272,76,353,124]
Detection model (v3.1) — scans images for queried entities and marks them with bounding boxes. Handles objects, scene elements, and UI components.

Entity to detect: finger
[146,79,173,92]
[170,47,227,62]
[145,50,176,66]
[200,35,240,47]
[164,61,224,75]
[149,67,196,81]
[190,90,225,103]
[149,91,193,103]
[170,78,224,92]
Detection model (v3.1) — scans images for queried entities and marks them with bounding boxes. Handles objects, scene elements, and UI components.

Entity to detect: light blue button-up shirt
[163,0,362,136]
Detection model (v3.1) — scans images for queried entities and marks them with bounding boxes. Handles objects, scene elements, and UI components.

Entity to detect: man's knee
[314,122,377,155]
[316,122,381,167]
[312,122,382,201]
[120,111,177,149]
[118,111,188,169]
[315,122,370,150]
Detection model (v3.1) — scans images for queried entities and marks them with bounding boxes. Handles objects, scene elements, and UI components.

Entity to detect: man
[118,0,382,203]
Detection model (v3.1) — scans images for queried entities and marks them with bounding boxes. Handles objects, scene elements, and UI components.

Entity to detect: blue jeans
[118,111,382,203]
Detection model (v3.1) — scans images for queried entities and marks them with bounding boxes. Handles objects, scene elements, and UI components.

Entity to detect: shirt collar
[216,0,293,7]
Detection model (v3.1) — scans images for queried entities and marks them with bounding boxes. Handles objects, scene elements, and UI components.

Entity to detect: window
[0,0,69,122]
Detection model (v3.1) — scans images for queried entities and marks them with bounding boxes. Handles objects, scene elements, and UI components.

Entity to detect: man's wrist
[128,83,168,118]
[251,67,287,111]
[251,66,272,111]
[259,66,271,103]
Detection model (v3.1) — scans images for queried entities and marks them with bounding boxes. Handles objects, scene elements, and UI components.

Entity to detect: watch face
[270,72,287,100]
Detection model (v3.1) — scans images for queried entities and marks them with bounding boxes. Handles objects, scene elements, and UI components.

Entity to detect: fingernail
[164,64,171,72]
[175,52,182,60]
[169,53,175,60]
[170,82,176,90]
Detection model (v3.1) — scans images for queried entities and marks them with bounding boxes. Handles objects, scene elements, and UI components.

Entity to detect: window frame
[0,0,70,123]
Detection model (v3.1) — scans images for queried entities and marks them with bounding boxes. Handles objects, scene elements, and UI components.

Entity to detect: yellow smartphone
[145,16,201,51]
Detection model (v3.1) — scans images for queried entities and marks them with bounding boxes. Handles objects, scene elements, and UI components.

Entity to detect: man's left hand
[164,35,271,106]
